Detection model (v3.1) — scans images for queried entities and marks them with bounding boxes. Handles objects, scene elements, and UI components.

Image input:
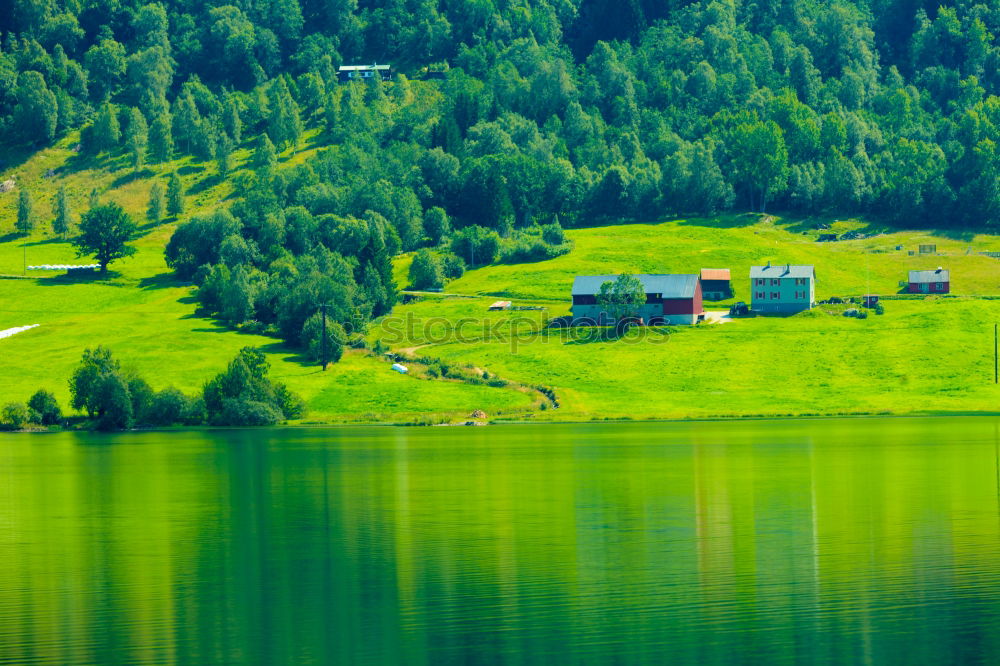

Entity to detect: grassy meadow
[2,134,1000,423]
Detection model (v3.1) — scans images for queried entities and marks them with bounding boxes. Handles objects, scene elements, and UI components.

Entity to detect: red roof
[700,268,730,281]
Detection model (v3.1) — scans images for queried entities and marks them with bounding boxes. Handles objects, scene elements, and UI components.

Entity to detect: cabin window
[755,291,764,299]
[771,279,780,286]
[795,278,807,286]
[771,292,780,299]
[936,282,944,290]
[756,279,764,286]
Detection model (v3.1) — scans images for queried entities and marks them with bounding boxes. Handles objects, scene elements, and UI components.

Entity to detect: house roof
[339,64,391,71]
[750,264,815,279]
[909,268,949,283]
[700,268,730,281]
[572,274,699,299]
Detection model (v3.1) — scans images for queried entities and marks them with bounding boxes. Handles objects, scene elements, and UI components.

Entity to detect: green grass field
[3,136,1000,423]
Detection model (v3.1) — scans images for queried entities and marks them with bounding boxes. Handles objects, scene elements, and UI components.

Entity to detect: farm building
[571,274,704,325]
[750,263,816,314]
[908,268,950,294]
[338,64,392,83]
[700,269,732,300]
[488,300,512,311]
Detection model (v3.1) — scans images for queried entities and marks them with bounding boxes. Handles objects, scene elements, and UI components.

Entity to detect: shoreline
[6,409,1000,435]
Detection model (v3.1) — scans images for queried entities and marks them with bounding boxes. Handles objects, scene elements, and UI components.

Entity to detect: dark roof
[750,264,815,279]
[572,274,699,299]
[909,268,949,283]
[700,268,730,281]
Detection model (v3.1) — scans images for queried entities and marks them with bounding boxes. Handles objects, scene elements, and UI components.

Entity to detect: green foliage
[147,182,164,224]
[125,107,148,171]
[73,202,138,274]
[408,248,444,289]
[451,226,500,266]
[2,403,32,429]
[597,274,646,323]
[16,188,35,234]
[14,70,57,145]
[52,185,71,235]
[202,347,305,425]
[27,389,61,425]
[166,172,184,217]
[302,314,345,364]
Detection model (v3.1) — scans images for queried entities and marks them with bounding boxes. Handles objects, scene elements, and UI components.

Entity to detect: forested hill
[4,1,1000,227]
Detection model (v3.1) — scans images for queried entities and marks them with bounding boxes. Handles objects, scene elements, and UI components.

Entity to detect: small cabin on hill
[571,274,704,325]
[750,262,816,314]
[338,64,392,83]
[908,268,949,294]
[700,269,732,300]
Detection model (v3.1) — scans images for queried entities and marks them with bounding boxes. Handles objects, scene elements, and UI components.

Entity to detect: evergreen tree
[52,185,71,236]
[88,188,100,210]
[147,182,165,224]
[166,172,184,217]
[17,188,35,234]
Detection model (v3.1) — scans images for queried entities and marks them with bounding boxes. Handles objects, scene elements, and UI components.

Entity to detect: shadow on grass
[32,269,117,284]
[562,325,674,346]
[0,232,28,244]
[177,165,205,176]
[110,169,154,189]
[138,272,185,290]
[929,228,977,242]
[188,173,223,195]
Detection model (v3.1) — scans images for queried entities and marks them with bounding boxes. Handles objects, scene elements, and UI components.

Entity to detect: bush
[147,388,189,426]
[27,390,61,425]
[874,303,885,315]
[540,221,565,245]
[857,309,869,319]
[2,403,32,429]
[217,398,284,426]
[408,248,444,289]
[441,253,465,280]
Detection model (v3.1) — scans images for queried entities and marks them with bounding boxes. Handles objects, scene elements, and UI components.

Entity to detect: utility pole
[320,303,329,371]
[995,323,998,385]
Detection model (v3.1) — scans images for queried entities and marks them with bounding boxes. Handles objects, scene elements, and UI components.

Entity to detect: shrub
[441,253,465,280]
[2,403,32,429]
[874,303,885,315]
[27,390,61,425]
[147,388,189,426]
[408,248,444,289]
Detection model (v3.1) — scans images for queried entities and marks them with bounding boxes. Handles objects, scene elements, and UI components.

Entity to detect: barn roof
[750,264,815,279]
[700,268,730,281]
[909,268,949,283]
[572,274,699,299]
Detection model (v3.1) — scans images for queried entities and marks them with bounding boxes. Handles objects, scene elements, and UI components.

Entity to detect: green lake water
[3,418,1000,664]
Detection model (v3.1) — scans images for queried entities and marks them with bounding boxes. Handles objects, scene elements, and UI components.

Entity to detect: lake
[3,417,1000,664]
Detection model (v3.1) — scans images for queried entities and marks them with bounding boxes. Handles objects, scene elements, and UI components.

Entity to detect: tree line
[1,345,305,431]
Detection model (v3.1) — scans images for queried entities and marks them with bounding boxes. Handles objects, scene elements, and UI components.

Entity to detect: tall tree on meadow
[16,188,36,234]
[166,172,184,217]
[73,203,138,274]
[125,107,149,171]
[147,182,164,224]
[52,186,71,236]
[596,273,646,324]
[215,131,234,177]
[92,102,121,152]
[148,111,174,163]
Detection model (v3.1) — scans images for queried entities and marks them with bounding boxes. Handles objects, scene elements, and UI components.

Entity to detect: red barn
[908,268,950,294]
[571,274,704,325]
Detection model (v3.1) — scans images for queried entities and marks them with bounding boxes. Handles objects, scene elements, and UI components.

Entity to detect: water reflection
[2,418,1000,664]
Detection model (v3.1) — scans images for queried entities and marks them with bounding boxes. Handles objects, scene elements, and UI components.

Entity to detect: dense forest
[4,0,1000,354]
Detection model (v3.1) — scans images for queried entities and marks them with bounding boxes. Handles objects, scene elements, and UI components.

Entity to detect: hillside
[4,1,1000,424]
